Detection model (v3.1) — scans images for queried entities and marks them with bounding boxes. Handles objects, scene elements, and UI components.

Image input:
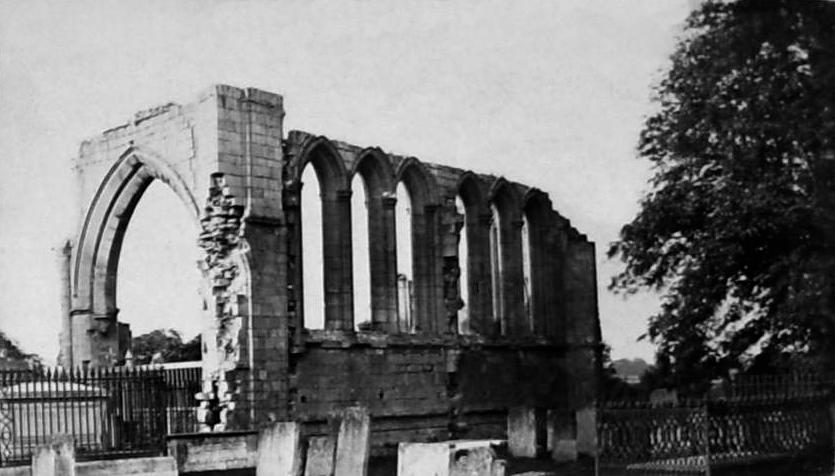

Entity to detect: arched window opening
[301,165,325,330]
[455,196,471,335]
[351,176,372,331]
[118,181,203,364]
[522,215,533,331]
[395,182,414,333]
[489,204,504,335]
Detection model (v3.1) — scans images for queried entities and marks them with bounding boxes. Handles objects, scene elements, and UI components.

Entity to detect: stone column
[467,213,493,336]
[57,241,73,369]
[411,204,441,333]
[501,219,527,336]
[374,194,398,332]
[322,190,354,330]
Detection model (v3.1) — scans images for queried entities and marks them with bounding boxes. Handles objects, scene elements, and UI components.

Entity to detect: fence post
[702,403,711,476]
[31,435,75,476]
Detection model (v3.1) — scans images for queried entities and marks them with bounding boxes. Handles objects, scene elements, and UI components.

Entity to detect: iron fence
[596,376,834,475]
[0,365,201,466]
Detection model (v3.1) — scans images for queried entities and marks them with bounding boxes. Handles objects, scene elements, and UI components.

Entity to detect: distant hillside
[612,358,650,380]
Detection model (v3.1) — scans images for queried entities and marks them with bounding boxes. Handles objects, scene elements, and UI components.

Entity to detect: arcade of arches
[62,85,601,447]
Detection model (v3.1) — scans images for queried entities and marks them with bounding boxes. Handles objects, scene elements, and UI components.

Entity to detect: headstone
[333,406,370,476]
[450,446,495,476]
[398,440,504,476]
[256,421,301,476]
[507,407,537,458]
[490,459,506,476]
[305,435,336,476]
[546,410,576,462]
[575,407,597,457]
[397,442,449,476]
[31,435,75,476]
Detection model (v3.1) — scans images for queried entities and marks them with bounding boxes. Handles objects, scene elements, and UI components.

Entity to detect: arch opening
[523,192,552,335]
[301,165,325,330]
[118,181,204,364]
[395,182,414,333]
[522,215,533,332]
[489,204,504,335]
[351,175,372,331]
[455,196,471,335]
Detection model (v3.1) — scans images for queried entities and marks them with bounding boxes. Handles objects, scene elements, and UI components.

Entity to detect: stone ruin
[59,84,601,451]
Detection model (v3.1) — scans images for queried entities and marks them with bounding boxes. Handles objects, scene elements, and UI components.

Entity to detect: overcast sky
[0,0,693,363]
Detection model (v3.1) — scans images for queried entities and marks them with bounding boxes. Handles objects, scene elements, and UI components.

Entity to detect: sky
[0,0,694,364]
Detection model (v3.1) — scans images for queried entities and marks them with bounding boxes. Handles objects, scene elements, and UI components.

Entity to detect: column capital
[381,195,397,209]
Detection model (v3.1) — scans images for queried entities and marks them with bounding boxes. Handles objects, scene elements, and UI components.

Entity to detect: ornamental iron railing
[597,375,834,475]
[0,365,201,467]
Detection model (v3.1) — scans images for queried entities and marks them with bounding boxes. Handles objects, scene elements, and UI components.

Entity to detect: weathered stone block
[256,422,301,476]
[304,436,335,476]
[397,442,448,476]
[31,435,75,476]
[575,407,597,457]
[546,409,576,462]
[334,407,370,476]
[507,406,537,458]
[397,440,504,476]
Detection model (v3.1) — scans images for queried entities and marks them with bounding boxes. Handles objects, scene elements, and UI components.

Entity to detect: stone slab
[334,407,371,476]
[31,435,75,476]
[507,407,537,458]
[256,421,301,476]
[304,436,336,476]
[575,407,597,457]
[76,456,177,476]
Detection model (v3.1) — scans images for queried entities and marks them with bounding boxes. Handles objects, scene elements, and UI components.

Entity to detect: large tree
[610,0,835,388]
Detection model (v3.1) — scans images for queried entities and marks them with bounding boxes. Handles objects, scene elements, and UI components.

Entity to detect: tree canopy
[610,0,835,389]
[130,329,201,365]
[0,330,41,370]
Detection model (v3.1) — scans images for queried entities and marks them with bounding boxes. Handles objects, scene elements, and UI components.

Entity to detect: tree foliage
[610,0,835,387]
[130,329,201,365]
[0,330,42,369]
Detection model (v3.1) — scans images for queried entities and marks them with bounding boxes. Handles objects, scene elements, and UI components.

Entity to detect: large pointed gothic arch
[70,146,201,366]
[456,172,492,334]
[488,177,526,336]
[286,136,355,330]
[351,148,398,330]
[395,158,443,332]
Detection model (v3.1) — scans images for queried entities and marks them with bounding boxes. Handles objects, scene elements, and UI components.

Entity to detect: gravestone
[333,406,370,476]
[256,422,301,476]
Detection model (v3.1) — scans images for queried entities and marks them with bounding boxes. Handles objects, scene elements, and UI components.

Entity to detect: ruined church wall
[290,340,570,453]
[68,85,601,437]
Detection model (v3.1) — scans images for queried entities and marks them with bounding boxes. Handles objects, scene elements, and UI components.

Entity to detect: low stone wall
[75,457,176,476]
[0,466,29,476]
[0,456,177,476]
